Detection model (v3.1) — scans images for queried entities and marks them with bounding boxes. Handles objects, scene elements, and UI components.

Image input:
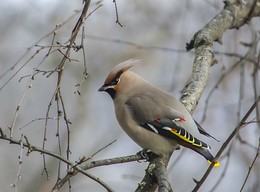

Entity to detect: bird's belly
[118,118,178,155]
[132,126,178,155]
[114,101,178,155]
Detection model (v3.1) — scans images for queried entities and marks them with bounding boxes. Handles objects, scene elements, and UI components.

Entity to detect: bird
[98,59,220,167]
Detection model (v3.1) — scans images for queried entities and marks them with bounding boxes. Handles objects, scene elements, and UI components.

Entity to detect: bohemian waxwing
[99,59,220,167]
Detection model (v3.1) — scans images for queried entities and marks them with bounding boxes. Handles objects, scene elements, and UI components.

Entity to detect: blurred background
[0,0,259,191]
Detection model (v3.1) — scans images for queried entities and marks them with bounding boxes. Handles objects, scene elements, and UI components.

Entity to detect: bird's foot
[137,149,157,162]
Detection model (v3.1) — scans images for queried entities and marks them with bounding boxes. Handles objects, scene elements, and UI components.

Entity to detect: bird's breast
[114,100,178,155]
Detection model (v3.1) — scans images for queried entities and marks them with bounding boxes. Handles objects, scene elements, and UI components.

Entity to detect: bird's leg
[137,149,158,162]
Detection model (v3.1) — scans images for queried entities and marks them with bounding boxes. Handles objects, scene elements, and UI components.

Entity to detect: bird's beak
[98,85,106,92]
[98,84,114,92]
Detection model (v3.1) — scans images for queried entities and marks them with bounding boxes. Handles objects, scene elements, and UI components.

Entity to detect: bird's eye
[112,78,120,85]
[115,78,120,83]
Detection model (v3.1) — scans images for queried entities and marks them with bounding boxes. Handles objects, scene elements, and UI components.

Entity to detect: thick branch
[136,154,172,192]
[186,0,260,51]
[183,0,260,113]
[137,0,260,191]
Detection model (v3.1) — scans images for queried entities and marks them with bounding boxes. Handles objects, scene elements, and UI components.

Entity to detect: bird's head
[98,59,141,99]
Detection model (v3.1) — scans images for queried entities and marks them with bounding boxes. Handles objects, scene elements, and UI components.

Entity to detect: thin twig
[74,25,89,95]
[202,34,259,122]
[112,0,123,27]
[192,96,260,192]
[52,142,144,191]
[10,135,24,192]
[0,11,80,84]
[208,141,234,192]
[18,117,58,130]
[55,96,62,183]
[0,131,117,192]
[239,138,260,192]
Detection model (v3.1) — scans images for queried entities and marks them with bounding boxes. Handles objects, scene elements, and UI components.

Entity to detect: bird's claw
[137,149,156,162]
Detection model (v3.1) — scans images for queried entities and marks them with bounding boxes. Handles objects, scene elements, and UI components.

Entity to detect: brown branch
[202,34,258,122]
[0,130,72,166]
[240,138,260,192]
[192,96,260,192]
[112,0,124,27]
[0,10,80,82]
[136,0,260,191]
[186,0,260,51]
[135,153,173,192]
[184,0,260,112]
[208,144,232,192]
[74,26,89,95]
[53,153,145,191]
[0,129,124,192]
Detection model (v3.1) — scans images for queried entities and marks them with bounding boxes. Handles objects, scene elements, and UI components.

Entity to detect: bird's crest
[104,59,141,85]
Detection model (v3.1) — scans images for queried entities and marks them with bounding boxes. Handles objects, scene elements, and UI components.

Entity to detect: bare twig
[112,0,123,27]
[18,117,58,130]
[0,11,80,85]
[0,131,72,167]
[201,60,240,122]
[8,84,32,138]
[10,135,24,192]
[0,130,122,192]
[55,96,62,183]
[86,34,187,53]
[74,26,89,95]
[192,96,260,192]
[53,148,144,191]
[208,141,234,192]
[202,32,259,122]
[240,138,260,192]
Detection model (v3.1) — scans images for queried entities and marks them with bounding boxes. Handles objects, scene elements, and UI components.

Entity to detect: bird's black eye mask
[107,71,123,86]
[103,71,123,99]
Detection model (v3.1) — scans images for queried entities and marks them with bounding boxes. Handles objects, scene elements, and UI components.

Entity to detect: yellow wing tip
[208,160,220,167]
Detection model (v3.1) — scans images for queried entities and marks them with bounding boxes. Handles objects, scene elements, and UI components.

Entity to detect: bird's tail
[193,147,220,167]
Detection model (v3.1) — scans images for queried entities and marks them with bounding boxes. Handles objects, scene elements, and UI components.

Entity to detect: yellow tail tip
[208,160,220,167]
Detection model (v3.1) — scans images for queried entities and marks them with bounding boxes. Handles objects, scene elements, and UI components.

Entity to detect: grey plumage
[99,59,220,167]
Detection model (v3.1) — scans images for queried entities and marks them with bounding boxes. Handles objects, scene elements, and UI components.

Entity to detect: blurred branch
[0,129,115,192]
[10,134,24,191]
[202,34,259,122]
[192,96,260,192]
[137,0,260,191]
[0,10,80,85]
[86,34,187,53]
[86,34,258,63]
[42,0,92,186]
[208,142,233,192]
[240,138,260,191]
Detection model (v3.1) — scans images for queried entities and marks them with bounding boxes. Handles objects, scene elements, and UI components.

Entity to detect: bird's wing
[140,118,211,149]
[125,93,183,123]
